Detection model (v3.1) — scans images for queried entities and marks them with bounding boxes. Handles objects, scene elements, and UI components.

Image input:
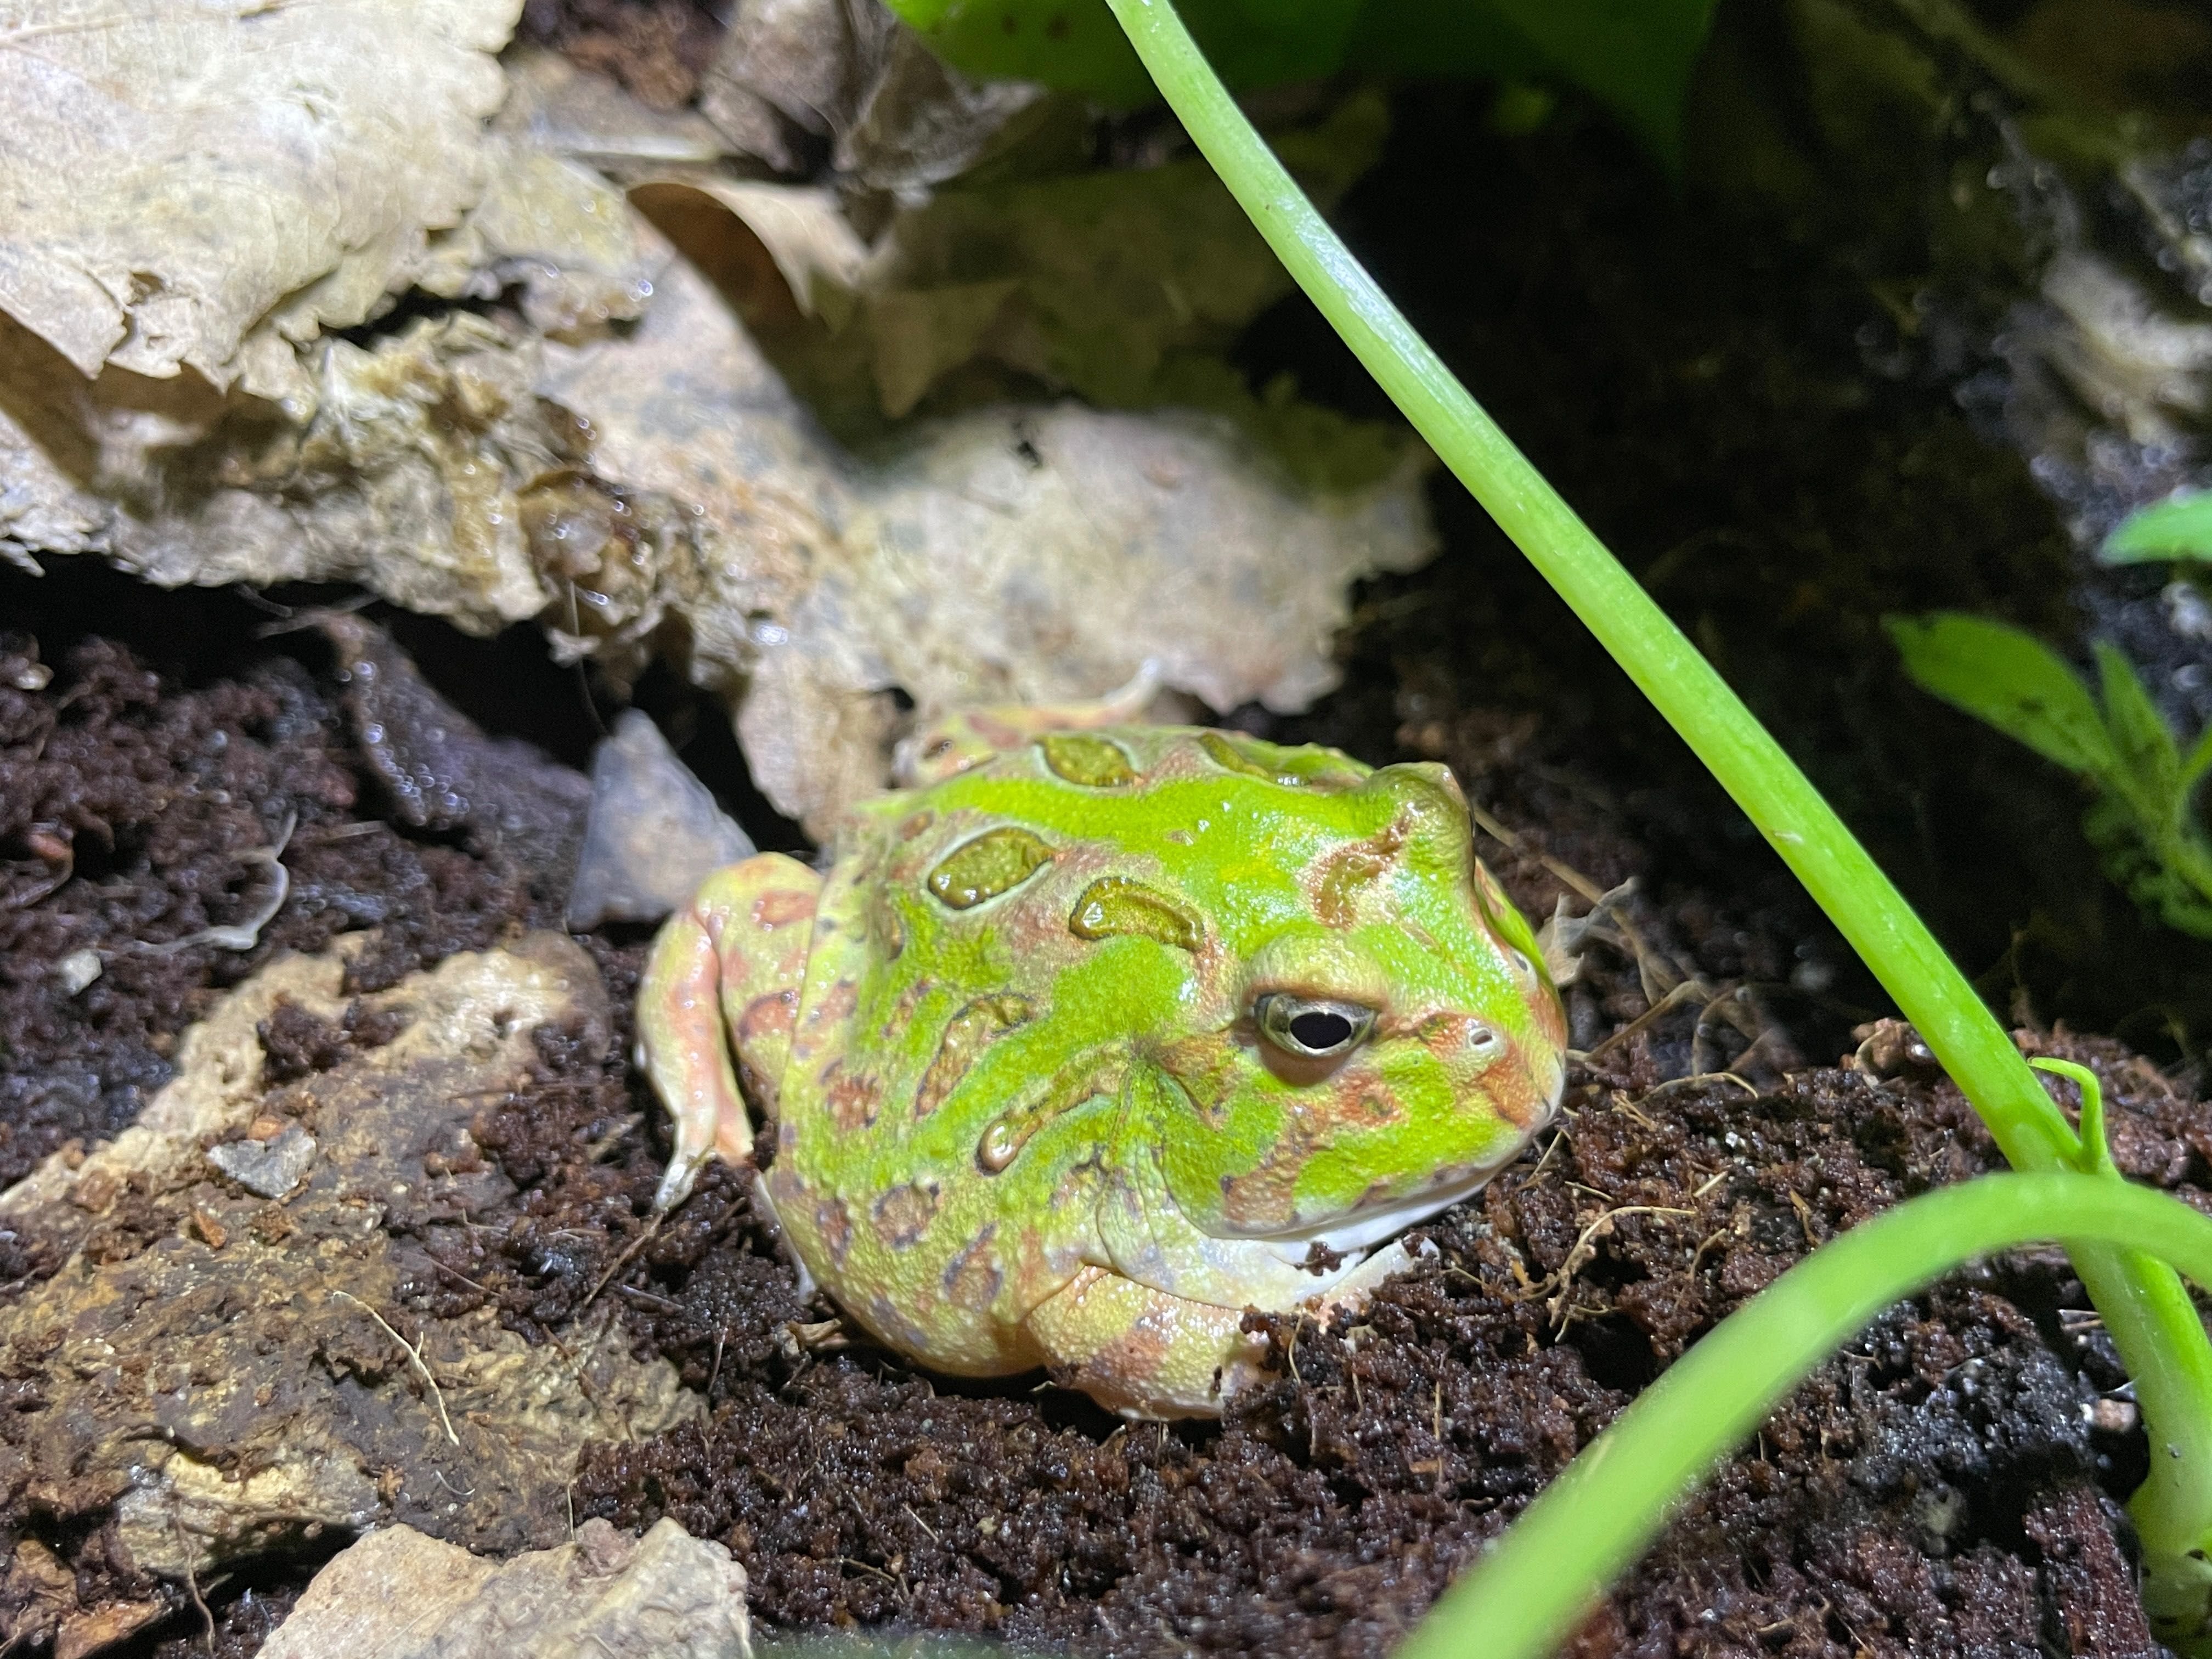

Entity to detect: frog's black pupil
[1290,1010,1353,1052]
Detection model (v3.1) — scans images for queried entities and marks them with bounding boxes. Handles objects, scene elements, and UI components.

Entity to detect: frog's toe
[1026,1266,1271,1420]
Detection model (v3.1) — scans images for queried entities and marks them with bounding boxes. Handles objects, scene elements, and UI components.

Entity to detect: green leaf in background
[1891,612,2212,940]
[2097,640,2183,811]
[1884,612,2116,776]
[1395,0,1719,162]
[2102,489,2212,565]
[882,0,1717,162]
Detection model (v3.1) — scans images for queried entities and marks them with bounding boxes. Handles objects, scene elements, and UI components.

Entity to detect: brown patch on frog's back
[820,1060,882,1132]
[739,990,796,1045]
[916,993,1034,1118]
[887,973,938,1037]
[873,1181,940,1249]
[898,809,936,842]
[1310,820,1408,928]
[769,1171,851,1267]
[1067,876,1202,951]
[796,979,859,1058]
[755,888,816,929]
[941,1225,1004,1311]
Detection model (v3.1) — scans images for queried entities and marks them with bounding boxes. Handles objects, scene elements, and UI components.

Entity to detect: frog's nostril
[1465,1022,1499,1054]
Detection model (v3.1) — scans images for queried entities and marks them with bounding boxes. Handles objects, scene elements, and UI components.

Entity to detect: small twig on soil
[582,1212,663,1312]
[1430,1378,1446,1491]
[1579,979,1711,1063]
[135,811,296,956]
[2,832,71,910]
[1637,1071,1758,1105]
[1464,800,1607,904]
[332,1290,460,1446]
[172,1511,215,1656]
[1520,1127,1570,1188]
[1537,1204,1695,1328]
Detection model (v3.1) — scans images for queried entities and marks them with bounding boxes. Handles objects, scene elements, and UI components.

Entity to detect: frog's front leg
[1026,1243,1429,1419]
[637,853,822,1212]
[1024,1267,1272,1419]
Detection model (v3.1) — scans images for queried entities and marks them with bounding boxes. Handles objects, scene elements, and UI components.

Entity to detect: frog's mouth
[1236,1161,1504,1268]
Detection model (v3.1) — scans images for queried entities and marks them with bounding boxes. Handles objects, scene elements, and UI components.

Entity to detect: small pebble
[55,949,102,996]
[208,1122,318,1199]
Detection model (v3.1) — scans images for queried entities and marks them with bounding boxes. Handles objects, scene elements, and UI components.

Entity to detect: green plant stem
[1101,0,2212,1567]
[1389,1172,2212,1659]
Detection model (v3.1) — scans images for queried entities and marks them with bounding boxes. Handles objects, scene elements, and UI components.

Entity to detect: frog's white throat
[1242,1159,1505,1270]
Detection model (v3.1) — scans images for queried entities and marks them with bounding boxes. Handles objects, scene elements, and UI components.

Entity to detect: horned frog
[638,682,1567,1418]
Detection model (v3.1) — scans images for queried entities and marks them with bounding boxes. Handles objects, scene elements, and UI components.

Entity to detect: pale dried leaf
[261,1519,751,1659]
[0,0,522,383]
[498,46,732,179]
[542,234,1436,831]
[0,309,568,627]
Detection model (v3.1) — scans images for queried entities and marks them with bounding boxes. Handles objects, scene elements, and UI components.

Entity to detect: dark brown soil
[1,558,2200,1659]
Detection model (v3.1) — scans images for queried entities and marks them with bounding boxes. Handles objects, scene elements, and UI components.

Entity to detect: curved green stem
[1101,0,2212,1575]
[1391,1172,2212,1659]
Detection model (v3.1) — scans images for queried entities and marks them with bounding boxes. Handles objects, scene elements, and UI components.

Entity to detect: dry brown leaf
[698,0,1037,189]
[0,0,522,386]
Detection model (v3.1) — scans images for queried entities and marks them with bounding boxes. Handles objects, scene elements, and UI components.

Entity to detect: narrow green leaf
[2095,641,2183,808]
[2102,490,2212,565]
[1396,1172,2212,1659]
[1887,613,2117,778]
[2028,1057,2115,1178]
[2182,723,2212,789]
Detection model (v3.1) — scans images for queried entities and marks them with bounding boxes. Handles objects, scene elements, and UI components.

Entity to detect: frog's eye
[1254,994,1376,1059]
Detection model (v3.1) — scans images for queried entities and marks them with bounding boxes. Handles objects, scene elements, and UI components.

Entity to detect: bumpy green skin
[643,724,1567,1418]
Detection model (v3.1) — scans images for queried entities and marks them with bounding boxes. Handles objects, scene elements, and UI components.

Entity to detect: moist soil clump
[2,565,2200,1658]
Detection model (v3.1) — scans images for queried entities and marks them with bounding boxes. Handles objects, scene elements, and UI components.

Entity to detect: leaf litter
[0,10,1437,836]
